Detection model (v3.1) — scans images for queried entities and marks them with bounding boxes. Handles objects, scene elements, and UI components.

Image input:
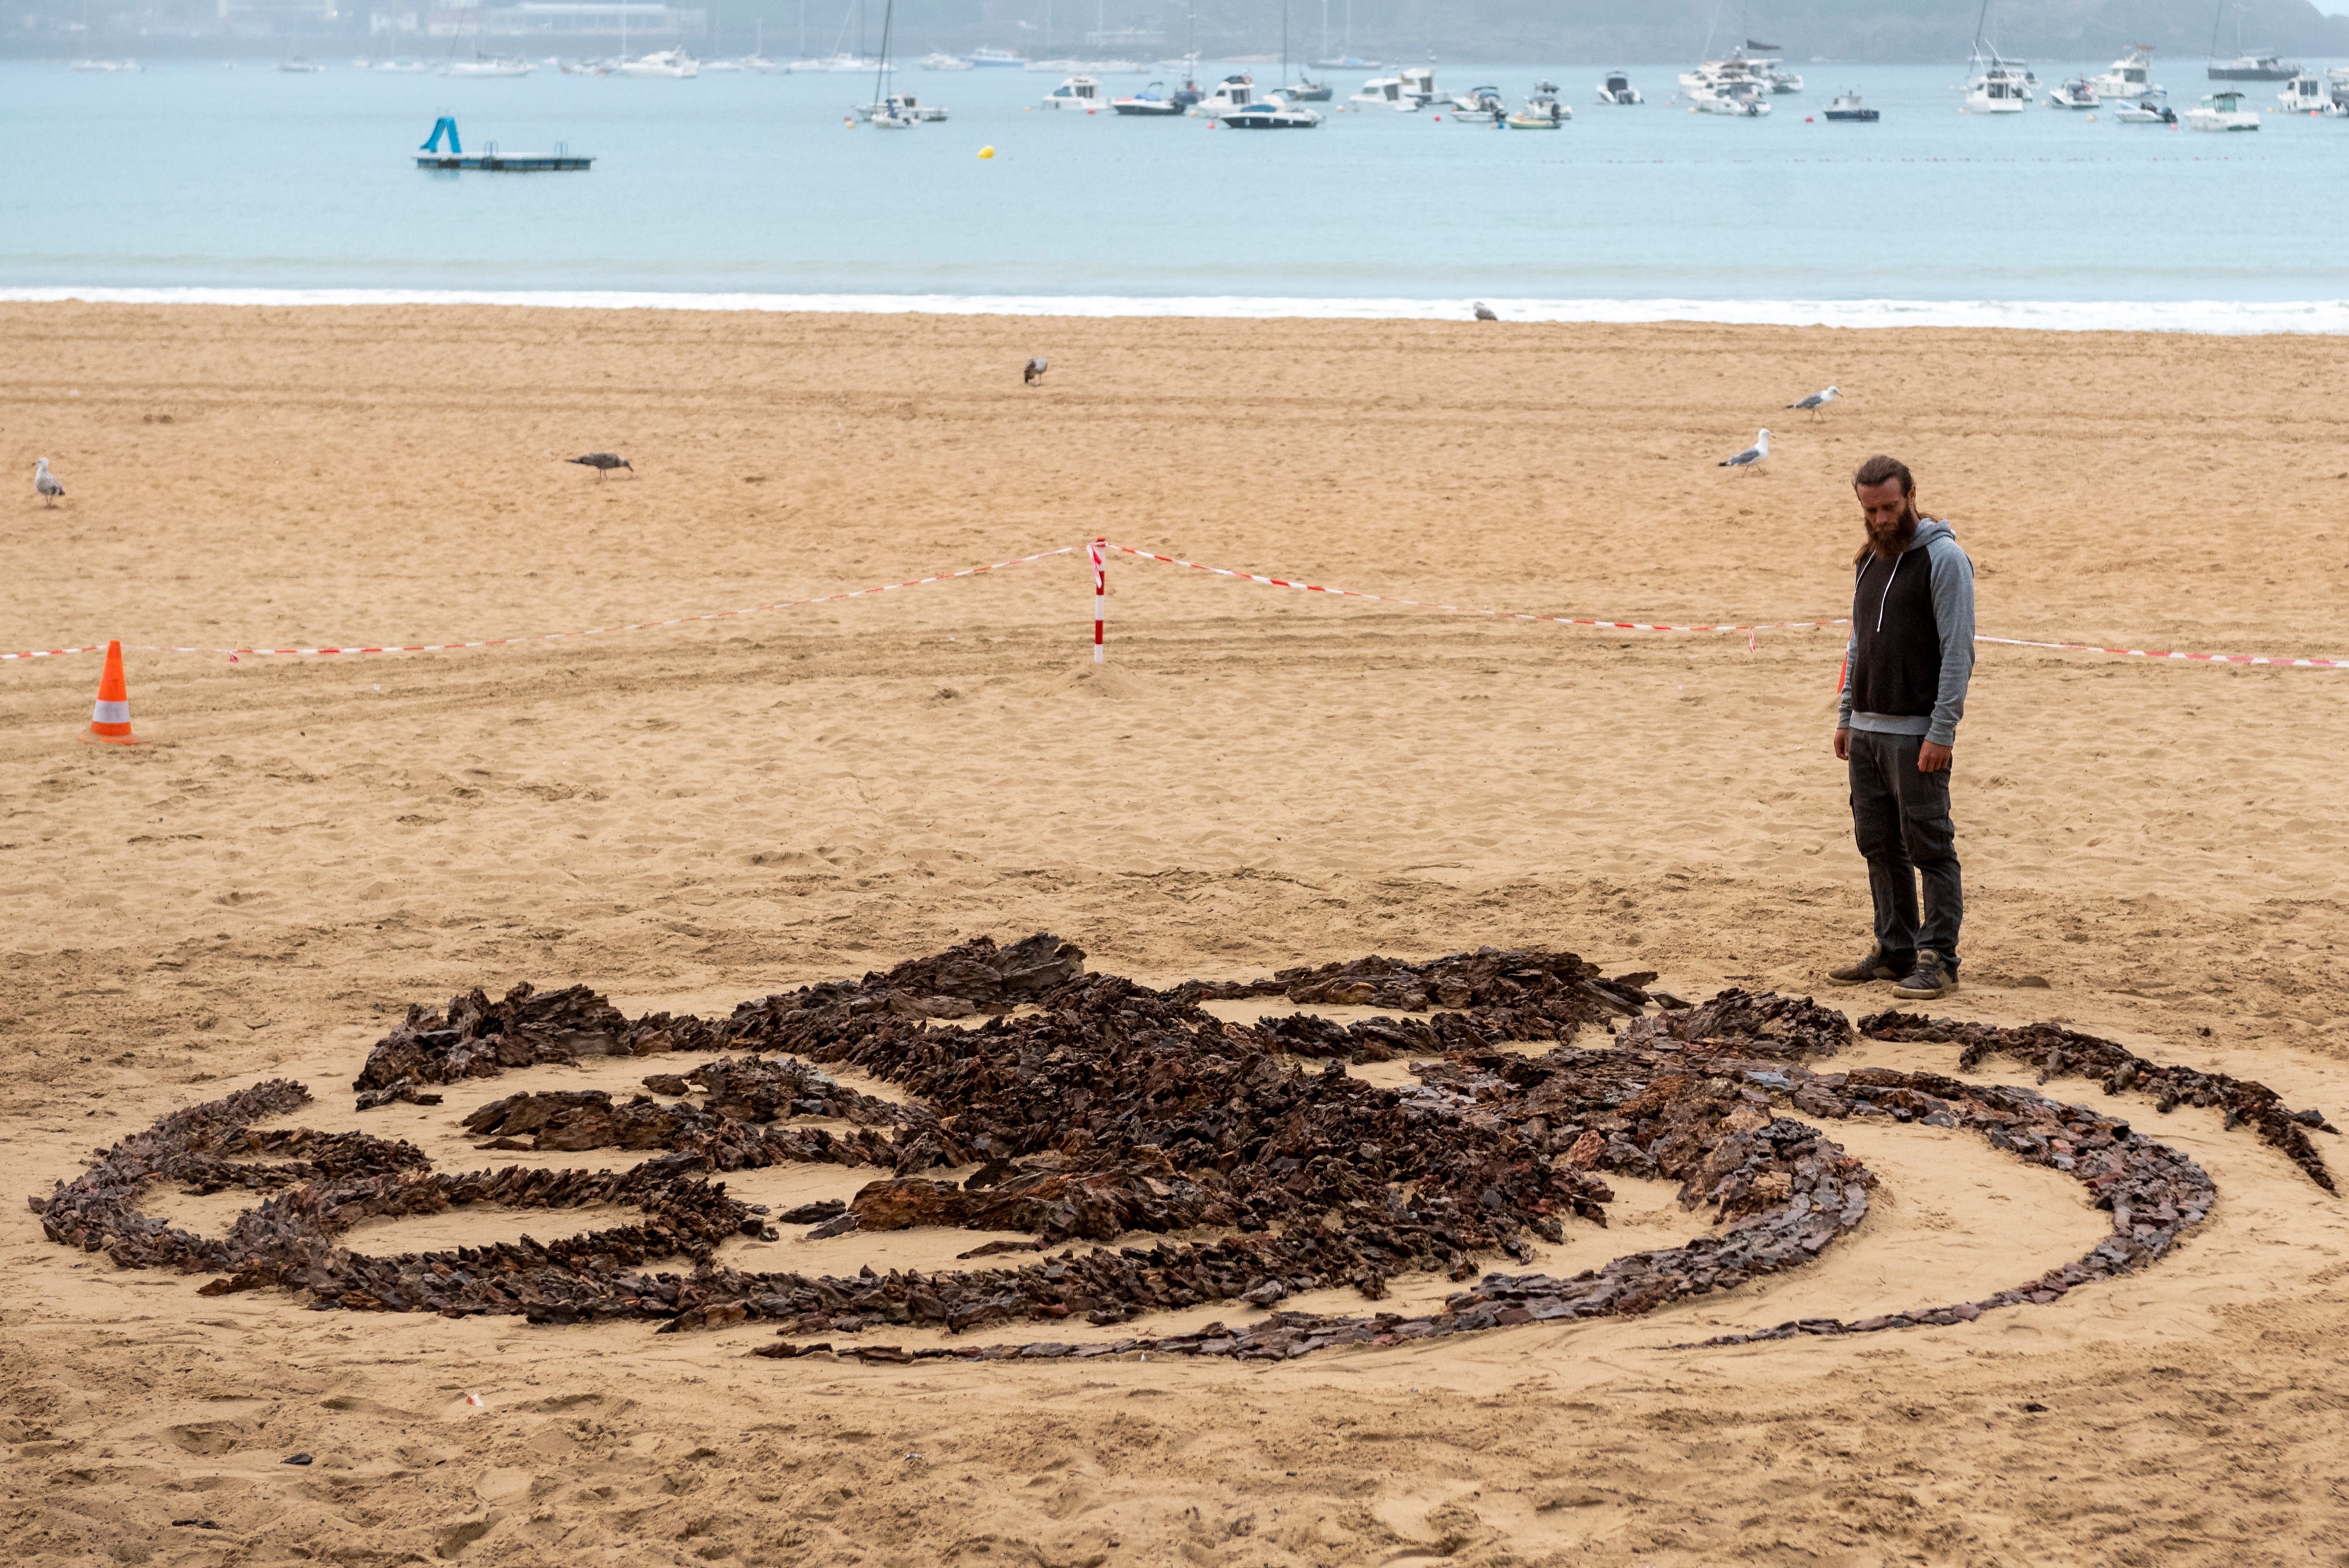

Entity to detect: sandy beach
[3,302,2347,1566]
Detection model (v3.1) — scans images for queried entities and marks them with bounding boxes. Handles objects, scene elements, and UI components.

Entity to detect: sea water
[5,59,2347,328]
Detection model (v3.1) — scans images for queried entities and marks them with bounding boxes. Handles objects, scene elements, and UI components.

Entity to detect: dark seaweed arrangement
[30,935,2334,1364]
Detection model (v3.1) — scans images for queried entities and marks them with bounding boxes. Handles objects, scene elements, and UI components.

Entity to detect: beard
[1864,500,1919,561]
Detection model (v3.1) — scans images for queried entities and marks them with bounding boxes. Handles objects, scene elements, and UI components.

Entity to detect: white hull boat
[1041,74,1104,109]
[1444,86,1505,121]
[2088,47,2157,100]
[2185,90,2259,129]
[2277,73,2342,114]
[1689,80,1771,115]
[616,50,698,77]
[2046,77,2099,109]
[1596,70,1640,104]
[1194,74,1258,117]
[444,55,535,77]
[855,92,945,121]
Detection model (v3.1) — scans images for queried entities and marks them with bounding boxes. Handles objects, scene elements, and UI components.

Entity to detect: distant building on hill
[418,0,703,39]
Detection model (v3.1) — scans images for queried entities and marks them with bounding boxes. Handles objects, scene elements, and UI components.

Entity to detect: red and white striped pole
[1089,536,1106,663]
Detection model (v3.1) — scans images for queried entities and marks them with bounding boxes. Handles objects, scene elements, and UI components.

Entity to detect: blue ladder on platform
[420,116,461,154]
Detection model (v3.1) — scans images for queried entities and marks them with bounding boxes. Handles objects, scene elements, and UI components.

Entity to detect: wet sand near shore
[2,303,2346,1566]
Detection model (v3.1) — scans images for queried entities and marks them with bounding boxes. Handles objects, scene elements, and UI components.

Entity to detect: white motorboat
[1220,98,1321,128]
[278,56,326,72]
[1396,65,1437,108]
[2277,72,2341,115]
[1739,42,1803,94]
[1041,74,1103,109]
[1964,40,2034,114]
[444,54,535,77]
[1596,69,1641,105]
[738,55,786,73]
[2046,77,2099,109]
[1505,83,1568,127]
[2112,94,2176,123]
[2087,46,2157,100]
[1690,78,1772,116]
[854,91,945,120]
[615,50,697,77]
[1348,75,1403,107]
[70,58,142,72]
[969,47,1027,67]
[372,56,433,72]
[919,52,973,70]
[1444,84,1506,121]
[1194,73,1257,117]
[1111,80,1185,115]
[703,56,747,71]
[822,54,880,71]
[2185,88,2260,129]
[1679,48,1771,99]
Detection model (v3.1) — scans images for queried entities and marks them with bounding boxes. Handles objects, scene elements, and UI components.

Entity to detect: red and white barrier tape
[0,546,1075,664]
[9,538,2344,674]
[1975,635,2347,669]
[1107,542,2349,669]
[1103,542,1846,635]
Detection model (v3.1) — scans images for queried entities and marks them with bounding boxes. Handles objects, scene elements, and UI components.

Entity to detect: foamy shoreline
[8,286,2349,334]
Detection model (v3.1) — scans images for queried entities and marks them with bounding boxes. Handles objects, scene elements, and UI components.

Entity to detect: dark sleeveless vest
[1849,538,1940,718]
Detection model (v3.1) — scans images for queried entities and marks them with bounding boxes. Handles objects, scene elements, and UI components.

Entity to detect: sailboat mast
[871,0,891,105]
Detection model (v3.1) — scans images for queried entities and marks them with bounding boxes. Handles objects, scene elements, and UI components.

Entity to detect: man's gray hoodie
[1836,515,1974,748]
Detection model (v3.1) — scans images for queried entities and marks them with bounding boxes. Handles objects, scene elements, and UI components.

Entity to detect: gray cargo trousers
[1847,728,1962,970]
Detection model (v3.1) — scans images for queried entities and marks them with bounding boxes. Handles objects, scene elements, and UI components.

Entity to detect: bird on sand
[1785,385,1839,421]
[34,457,63,506]
[1472,301,1498,322]
[1718,429,1770,471]
[1023,356,1049,385]
[567,453,632,479]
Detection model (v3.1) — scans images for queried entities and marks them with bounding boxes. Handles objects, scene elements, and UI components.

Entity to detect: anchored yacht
[1041,74,1103,108]
[2087,46,2157,100]
[1596,69,1641,105]
[2185,88,2261,129]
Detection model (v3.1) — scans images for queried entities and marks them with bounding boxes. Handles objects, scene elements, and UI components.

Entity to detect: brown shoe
[1827,948,1911,985]
[1891,950,1957,1000]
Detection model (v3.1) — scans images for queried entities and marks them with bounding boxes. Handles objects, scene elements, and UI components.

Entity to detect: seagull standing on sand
[1718,429,1770,471]
[567,453,632,480]
[34,457,63,507]
[1786,385,1839,421]
[1472,301,1499,321]
[1023,356,1049,385]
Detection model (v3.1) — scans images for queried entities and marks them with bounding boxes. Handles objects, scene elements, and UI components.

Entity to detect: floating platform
[415,151,593,170]
[414,116,591,171]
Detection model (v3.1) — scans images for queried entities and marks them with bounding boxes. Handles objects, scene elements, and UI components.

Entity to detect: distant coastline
[7,287,2349,334]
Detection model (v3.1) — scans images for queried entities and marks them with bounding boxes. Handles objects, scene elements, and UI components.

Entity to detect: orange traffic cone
[88,640,136,745]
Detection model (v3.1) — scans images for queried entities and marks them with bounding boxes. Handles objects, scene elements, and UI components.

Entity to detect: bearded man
[1828,455,1976,1001]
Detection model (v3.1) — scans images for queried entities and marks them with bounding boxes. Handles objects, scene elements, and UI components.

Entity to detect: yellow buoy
[978,144,996,159]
